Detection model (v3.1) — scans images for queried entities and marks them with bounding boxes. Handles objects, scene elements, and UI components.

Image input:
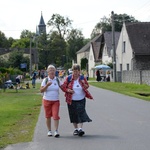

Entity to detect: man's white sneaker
[47,131,52,136]
[54,130,60,137]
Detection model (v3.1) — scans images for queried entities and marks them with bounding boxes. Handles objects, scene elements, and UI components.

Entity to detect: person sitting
[106,71,110,82]
[16,75,21,89]
[26,82,30,89]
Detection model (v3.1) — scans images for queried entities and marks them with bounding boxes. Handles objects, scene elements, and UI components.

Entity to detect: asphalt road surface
[2,83,150,150]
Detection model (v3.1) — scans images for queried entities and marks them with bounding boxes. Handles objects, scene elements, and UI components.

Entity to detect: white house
[116,22,150,71]
[77,32,120,77]
[89,32,120,77]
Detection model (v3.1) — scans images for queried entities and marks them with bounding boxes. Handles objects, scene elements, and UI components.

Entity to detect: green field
[0,83,42,148]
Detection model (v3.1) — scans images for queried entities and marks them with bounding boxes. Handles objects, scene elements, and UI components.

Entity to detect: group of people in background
[96,69,110,82]
[40,64,93,138]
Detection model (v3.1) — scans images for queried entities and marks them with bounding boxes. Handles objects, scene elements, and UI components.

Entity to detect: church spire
[38,11,46,35]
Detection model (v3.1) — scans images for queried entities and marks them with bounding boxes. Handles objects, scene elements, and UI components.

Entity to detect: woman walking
[61,64,93,136]
[40,65,61,138]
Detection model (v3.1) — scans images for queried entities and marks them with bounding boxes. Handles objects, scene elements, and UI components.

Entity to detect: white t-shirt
[72,79,85,101]
[41,77,61,101]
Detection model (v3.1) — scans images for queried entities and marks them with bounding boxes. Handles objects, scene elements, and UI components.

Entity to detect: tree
[20,30,35,39]
[48,31,66,67]
[67,29,85,62]
[47,14,72,39]
[8,50,29,69]
[0,57,8,67]
[11,38,29,48]
[0,31,8,48]
[7,37,16,48]
[91,13,139,38]
[11,30,36,48]
[40,13,73,68]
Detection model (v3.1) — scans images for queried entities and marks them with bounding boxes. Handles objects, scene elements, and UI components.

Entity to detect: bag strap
[45,77,48,84]
[67,74,72,82]
[56,77,60,87]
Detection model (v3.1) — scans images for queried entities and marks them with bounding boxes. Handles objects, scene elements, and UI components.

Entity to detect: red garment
[61,75,93,105]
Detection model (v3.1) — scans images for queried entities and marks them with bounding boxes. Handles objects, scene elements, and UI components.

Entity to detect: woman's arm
[60,77,74,93]
[40,81,52,93]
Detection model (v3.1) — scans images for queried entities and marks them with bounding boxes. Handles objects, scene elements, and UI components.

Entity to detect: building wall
[88,44,96,77]
[102,44,112,64]
[116,23,133,71]
[77,51,89,66]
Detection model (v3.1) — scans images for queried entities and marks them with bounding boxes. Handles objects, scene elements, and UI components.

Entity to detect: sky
[1,0,150,39]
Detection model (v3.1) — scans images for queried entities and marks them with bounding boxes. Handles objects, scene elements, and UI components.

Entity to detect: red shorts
[43,99,60,120]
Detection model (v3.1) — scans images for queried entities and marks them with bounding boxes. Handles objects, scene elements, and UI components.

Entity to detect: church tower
[38,12,46,35]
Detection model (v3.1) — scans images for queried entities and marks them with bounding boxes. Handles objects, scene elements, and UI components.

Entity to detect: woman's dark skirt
[67,98,92,123]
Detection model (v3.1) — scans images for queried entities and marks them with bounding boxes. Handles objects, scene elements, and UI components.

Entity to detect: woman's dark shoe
[78,129,85,136]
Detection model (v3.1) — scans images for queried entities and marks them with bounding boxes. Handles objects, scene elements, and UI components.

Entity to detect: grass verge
[0,83,42,148]
[89,81,150,101]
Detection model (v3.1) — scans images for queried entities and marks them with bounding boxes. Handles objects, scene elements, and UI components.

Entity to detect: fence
[117,70,150,85]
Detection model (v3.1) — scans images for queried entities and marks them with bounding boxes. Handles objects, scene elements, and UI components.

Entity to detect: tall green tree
[48,31,66,67]
[46,14,73,67]
[0,31,8,48]
[47,14,72,39]
[20,30,35,39]
[7,37,16,48]
[11,30,36,48]
[67,29,84,62]
[91,13,139,38]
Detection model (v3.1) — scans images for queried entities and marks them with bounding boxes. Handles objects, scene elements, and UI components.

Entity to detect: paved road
[2,81,150,150]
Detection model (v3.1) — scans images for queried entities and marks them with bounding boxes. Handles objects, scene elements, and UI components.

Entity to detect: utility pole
[30,37,32,76]
[111,11,117,82]
[35,35,39,70]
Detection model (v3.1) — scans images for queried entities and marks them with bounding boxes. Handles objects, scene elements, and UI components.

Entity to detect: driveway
[2,84,150,150]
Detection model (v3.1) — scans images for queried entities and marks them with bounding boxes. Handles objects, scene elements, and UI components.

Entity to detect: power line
[132,0,150,18]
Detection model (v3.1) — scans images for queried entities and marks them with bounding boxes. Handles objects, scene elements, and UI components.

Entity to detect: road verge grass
[89,81,150,101]
[0,83,42,148]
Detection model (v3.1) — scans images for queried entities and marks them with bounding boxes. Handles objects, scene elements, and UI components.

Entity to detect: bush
[0,67,22,75]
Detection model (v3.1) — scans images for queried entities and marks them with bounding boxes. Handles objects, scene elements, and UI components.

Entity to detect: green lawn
[0,83,42,148]
[89,81,150,101]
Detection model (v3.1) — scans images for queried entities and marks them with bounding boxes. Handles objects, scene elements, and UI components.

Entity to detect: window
[120,64,122,71]
[127,64,129,70]
[122,41,126,53]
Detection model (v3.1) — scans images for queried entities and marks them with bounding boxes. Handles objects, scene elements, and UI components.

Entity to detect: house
[76,34,101,66]
[116,22,150,71]
[102,32,120,64]
[77,31,120,77]
[89,31,120,77]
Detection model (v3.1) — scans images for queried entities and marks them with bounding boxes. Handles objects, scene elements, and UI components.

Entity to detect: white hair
[47,65,56,72]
